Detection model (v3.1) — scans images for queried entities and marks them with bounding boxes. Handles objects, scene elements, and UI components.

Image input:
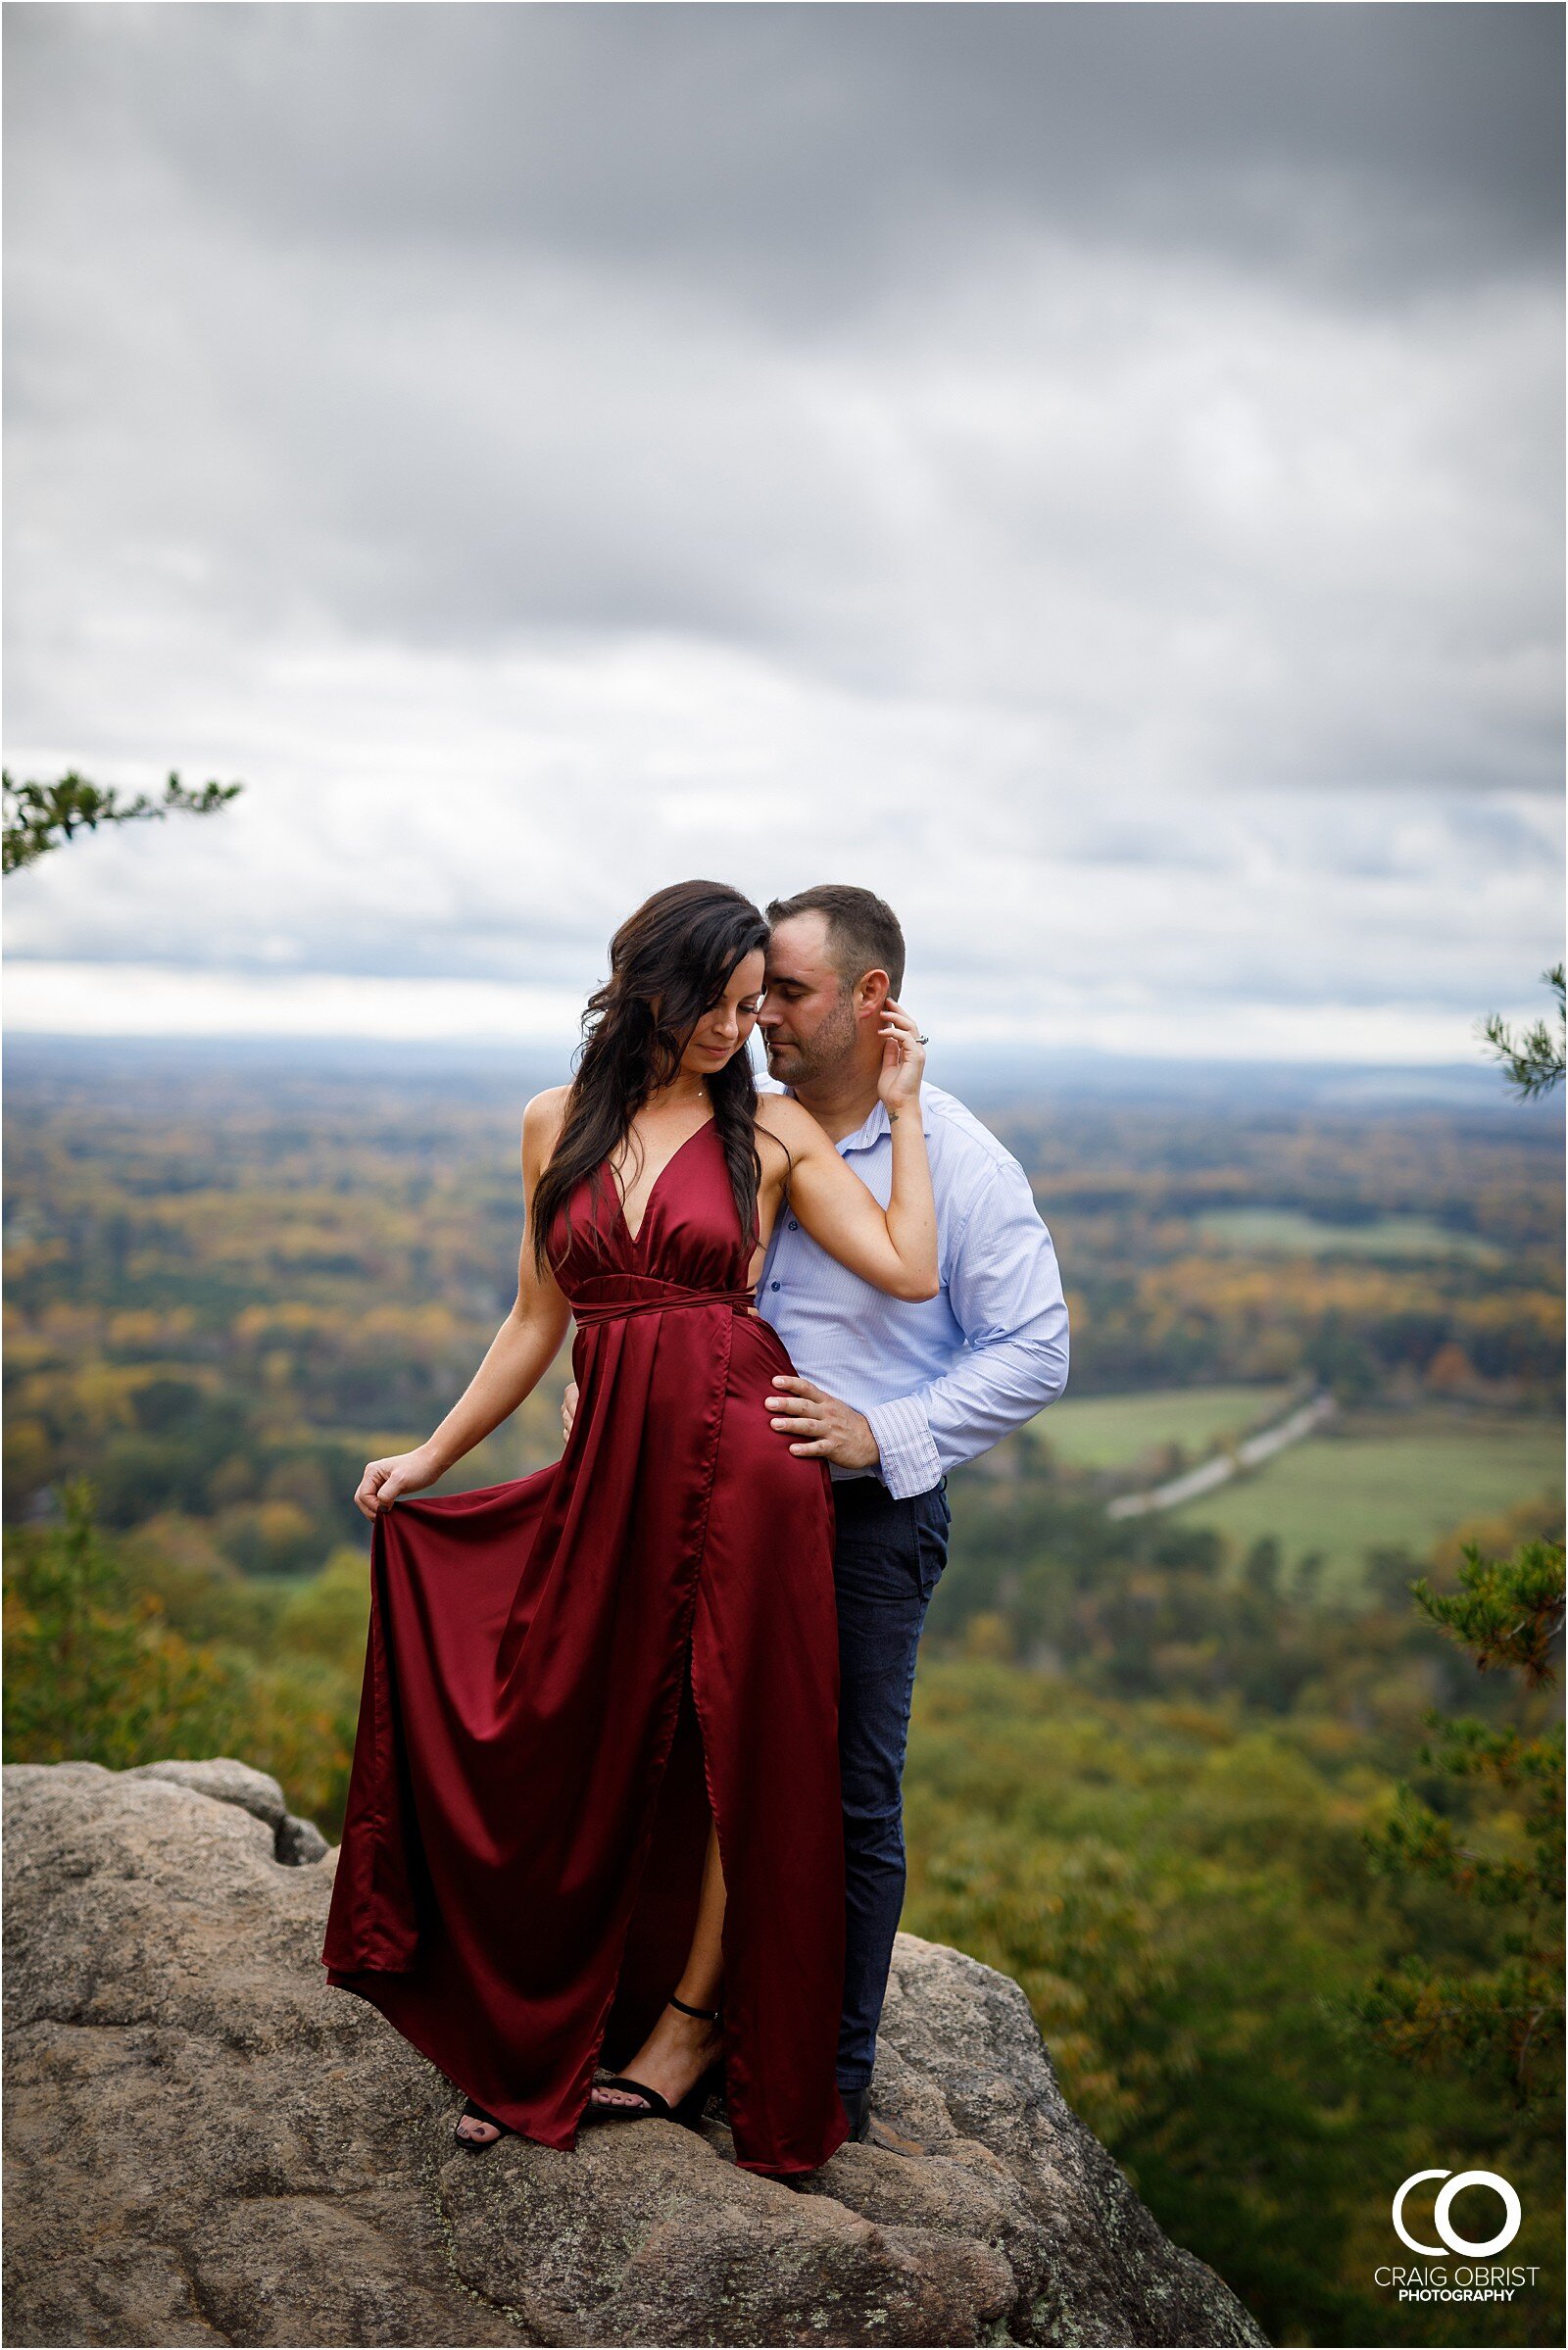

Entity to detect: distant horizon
[4,1025,1549,1119]
[5,955,1547,1071]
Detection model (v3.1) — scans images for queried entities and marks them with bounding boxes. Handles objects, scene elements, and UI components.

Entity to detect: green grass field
[1173,1414,1563,1591]
[1196,1206,1499,1262]
[1042,1384,1297,1469]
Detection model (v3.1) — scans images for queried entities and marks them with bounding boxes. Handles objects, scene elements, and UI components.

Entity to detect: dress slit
[593,1631,721,2097]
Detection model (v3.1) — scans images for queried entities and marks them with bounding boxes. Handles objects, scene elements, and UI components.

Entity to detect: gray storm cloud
[3,3,1561,1055]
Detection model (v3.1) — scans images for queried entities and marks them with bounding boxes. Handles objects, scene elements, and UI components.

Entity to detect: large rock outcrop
[3,1760,1268,2348]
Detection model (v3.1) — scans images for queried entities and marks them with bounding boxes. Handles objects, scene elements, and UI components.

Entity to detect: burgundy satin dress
[321,1118,850,2176]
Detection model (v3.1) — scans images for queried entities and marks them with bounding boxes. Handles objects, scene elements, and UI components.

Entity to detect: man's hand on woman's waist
[767,1376,881,1469]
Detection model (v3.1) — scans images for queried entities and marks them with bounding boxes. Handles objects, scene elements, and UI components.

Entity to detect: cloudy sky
[4,2,1562,1063]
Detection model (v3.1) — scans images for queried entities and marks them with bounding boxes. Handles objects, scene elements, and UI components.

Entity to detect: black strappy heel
[453,2095,512,2151]
[590,1993,724,2123]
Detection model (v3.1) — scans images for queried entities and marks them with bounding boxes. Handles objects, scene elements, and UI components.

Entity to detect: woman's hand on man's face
[875,1000,926,1112]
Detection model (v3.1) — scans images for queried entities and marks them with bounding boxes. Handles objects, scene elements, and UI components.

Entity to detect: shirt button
[787,1219,798,1231]
[770,1280,781,1291]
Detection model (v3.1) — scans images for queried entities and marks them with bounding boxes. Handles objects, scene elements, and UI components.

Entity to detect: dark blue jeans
[831,1474,951,2091]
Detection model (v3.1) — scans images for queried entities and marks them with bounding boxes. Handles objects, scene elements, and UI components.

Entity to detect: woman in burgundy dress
[321,879,936,2177]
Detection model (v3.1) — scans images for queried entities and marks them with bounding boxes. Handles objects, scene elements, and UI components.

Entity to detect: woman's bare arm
[354,1089,575,1516]
[758,1005,938,1302]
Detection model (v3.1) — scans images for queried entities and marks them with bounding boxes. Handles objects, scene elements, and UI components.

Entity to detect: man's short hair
[765,884,906,998]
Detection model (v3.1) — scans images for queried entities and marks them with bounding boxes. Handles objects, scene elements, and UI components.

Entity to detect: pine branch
[1479,964,1566,1100]
[1335,1957,1563,2102]
[1406,1539,1564,1689]
[2,770,243,875]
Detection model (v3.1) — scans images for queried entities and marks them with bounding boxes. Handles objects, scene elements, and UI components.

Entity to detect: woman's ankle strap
[668,1993,721,2022]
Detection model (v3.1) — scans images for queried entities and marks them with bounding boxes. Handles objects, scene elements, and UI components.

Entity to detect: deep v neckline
[611,1115,716,1248]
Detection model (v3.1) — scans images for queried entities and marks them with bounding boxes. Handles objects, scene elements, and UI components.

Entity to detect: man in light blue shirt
[757,886,1068,2147]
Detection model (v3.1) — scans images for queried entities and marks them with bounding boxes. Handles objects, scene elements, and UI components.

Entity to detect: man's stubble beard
[766,988,859,1090]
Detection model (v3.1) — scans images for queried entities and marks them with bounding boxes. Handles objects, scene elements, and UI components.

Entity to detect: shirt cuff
[861,1393,944,1501]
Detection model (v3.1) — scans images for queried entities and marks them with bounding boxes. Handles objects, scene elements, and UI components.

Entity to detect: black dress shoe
[839,2084,928,2157]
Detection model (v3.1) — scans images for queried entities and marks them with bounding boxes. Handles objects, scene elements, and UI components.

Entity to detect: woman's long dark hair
[530,880,770,1273]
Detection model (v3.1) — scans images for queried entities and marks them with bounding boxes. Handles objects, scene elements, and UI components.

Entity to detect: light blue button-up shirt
[757,1081,1070,1500]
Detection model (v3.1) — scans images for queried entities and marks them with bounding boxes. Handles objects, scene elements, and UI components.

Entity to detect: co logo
[1393,2170,1522,2258]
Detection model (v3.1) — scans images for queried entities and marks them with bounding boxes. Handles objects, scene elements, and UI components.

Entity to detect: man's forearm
[864,1319,1070,1499]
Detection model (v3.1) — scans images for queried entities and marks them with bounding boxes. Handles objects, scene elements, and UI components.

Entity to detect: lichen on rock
[2,1760,1269,2348]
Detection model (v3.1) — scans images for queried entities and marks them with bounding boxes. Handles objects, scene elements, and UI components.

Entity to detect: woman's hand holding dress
[354,1444,444,1519]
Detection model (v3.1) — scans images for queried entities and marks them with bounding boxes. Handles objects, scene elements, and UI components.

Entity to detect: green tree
[2,769,242,875]
[1337,1537,1564,2113]
[1480,963,1565,1101]
[3,1483,361,1830]
[901,1662,1505,2346]
[1334,974,1568,2129]
[3,1478,228,1766]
